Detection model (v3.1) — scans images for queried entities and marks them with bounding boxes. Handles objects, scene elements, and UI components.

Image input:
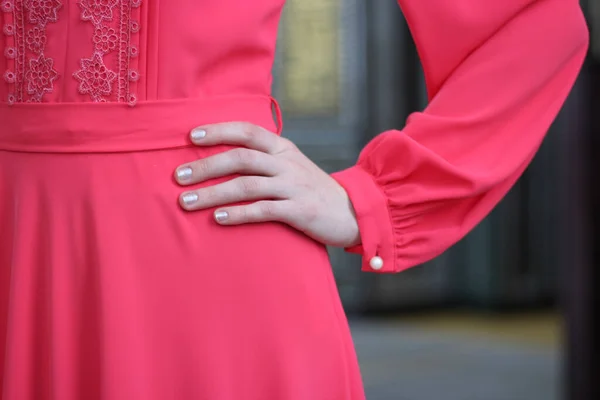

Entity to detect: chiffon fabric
[0,0,588,399]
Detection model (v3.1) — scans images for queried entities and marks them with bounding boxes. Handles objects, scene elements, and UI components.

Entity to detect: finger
[175,148,280,185]
[189,122,294,154]
[179,176,287,211]
[213,200,293,225]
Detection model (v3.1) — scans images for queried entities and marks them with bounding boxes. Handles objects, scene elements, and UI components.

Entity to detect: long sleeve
[331,0,589,273]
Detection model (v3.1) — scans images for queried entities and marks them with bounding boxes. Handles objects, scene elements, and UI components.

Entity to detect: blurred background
[272,1,599,399]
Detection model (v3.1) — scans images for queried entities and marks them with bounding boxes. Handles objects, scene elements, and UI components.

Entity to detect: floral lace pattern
[2,0,62,103]
[73,52,117,100]
[2,0,141,105]
[74,0,141,105]
[24,0,61,24]
[26,26,46,53]
[25,53,57,96]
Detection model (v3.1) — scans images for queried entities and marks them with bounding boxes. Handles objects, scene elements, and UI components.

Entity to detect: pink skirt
[0,95,365,400]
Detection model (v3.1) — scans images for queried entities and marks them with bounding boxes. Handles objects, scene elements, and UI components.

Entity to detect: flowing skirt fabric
[0,96,365,400]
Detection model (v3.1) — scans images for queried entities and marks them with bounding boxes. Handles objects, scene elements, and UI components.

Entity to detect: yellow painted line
[397,311,560,349]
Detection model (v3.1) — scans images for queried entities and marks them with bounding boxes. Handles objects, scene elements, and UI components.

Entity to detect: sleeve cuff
[331,165,397,273]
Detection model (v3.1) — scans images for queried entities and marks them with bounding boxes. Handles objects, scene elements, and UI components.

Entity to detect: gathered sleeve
[331,0,589,273]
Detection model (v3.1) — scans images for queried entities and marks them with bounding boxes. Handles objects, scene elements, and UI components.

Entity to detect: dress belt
[0,95,282,153]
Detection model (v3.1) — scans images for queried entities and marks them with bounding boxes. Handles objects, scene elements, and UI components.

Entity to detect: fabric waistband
[0,95,282,153]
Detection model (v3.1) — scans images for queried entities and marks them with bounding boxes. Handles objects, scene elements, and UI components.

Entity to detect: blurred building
[273,0,569,313]
[272,1,598,399]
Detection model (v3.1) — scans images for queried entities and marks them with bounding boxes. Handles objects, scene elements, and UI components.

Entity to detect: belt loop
[270,96,283,135]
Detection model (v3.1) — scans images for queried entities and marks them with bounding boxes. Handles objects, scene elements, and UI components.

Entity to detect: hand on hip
[174,122,360,248]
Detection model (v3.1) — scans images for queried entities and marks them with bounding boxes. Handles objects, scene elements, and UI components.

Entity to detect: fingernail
[176,167,193,181]
[182,192,199,205]
[214,210,229,222]
[191,128,206,141]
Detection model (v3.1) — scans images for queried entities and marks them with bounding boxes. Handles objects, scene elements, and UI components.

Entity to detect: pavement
[349,315,559,400]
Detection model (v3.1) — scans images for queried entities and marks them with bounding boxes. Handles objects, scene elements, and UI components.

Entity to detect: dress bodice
[0,0,284,105]
[0,0,589,276]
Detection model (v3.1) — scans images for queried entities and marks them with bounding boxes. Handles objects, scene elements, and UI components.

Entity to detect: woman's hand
[173,122,361,248]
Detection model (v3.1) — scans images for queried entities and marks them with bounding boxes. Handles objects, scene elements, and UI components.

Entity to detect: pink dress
[0,0,588,399]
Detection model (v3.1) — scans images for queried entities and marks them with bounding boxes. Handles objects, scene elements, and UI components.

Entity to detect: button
[369,256,383,270]
[3,70,15,83]
[1,1,14,13]
[128,69,139,81]
[130,20,140,33]
[4,47,16,59]
[127,93,137,107]
[3,24,14,36]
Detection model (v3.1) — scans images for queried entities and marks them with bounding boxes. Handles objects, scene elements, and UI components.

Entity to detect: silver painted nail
[214,210,229,222]
[191,128,206,140]
[177,167,193,180]
[182,193,199,205]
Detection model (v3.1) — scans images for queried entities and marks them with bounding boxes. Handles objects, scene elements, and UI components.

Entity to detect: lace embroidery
[74,0,141,106]
[25,53,58,96]
[2,0,61,103]
[73,52,117,101]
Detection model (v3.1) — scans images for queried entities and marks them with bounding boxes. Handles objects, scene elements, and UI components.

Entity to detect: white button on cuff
[369,256,384,270]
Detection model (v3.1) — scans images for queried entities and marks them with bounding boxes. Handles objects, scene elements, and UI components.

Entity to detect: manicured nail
[214,210,229,222]
[176,167,193,181]
[191,128,206,141]
[182,192,199,205]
